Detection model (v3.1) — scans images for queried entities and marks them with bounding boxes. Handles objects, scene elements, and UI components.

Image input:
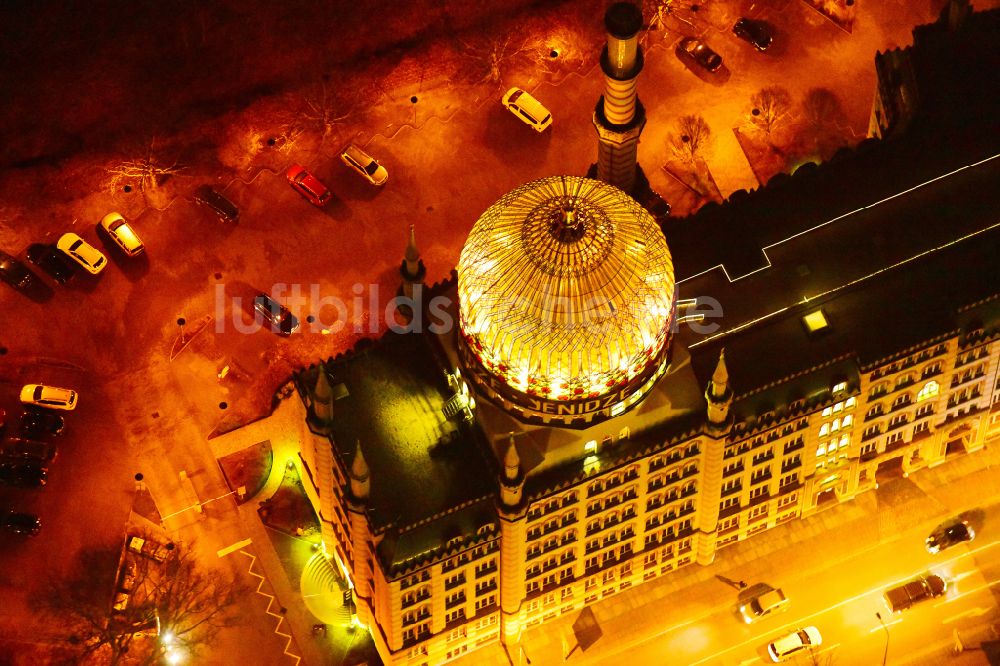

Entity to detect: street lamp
[875,612,889,666]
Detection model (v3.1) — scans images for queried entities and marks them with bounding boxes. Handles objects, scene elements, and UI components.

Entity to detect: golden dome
[457,176,675,404]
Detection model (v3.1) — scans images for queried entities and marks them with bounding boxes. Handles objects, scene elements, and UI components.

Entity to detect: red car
[286,164,332,207]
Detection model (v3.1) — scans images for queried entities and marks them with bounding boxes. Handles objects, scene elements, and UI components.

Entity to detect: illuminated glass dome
[457,176,675,408]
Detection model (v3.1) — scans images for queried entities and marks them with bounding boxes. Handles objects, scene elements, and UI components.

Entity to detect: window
[584,440,597,453]
[802,309,829,334]
[819,423,830,437]
[619,426,630,440]
[833,381,847,394]
[917,380,939,402]
[845,396,857,409]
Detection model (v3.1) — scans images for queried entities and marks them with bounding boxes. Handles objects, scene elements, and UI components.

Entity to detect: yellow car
[100,212,144,257]
[57,233,106,274]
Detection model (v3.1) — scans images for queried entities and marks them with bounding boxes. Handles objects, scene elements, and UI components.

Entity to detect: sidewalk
[455,444,1000,666]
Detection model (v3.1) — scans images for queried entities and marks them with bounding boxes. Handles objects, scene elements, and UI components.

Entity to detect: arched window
[917,380,939,402]
[845,396,857,409]
[819,423,830,437]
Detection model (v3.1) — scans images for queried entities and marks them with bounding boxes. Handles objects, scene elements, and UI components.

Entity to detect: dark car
[26,243,76,284]
[0,250,36,290]
[733,18,773,51]
[2,438,58,464]
[19,411,65,438]
[926,519,975,553]
[2,511,41,536]
[883,574,946,612]
[678,37,723,73]
[194,185,240,223]
[0,460,47,487]
[253,294,300,335]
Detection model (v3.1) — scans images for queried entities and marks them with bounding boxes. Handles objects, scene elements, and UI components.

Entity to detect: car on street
[340,144,389,186]
[677,37,723,73]
[739,586,789,623]
[100,212,145,257]
[253,293,300,335]
[501,87,553,132]
[0,460,47,487]
[0,250,37,290]
[883,573,946,612]
[194,185,240,222]
[56,233,106,274]
[286,164,332,206]
[1,438,58,464]
[27,243,76,284]
[733,18,773,51]
[1,511,41,536]
[926,519,975,553]
[18,410,65,438]
[20,384,78,411]
[767,626,822,662]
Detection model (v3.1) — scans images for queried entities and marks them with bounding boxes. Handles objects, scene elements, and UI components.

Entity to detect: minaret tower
[697,349,733,565]
[496,436,528,649]
[593,1,647,193]
[347,441,374,627]
[308,364,333,430]
[397,224,426,321]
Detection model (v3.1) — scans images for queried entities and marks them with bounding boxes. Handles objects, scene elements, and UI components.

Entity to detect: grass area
[258,464,320,537]
[217,440,273,503]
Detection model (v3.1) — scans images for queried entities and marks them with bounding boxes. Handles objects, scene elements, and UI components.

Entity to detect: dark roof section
[678,151,1000,423]
[299,325,497,571]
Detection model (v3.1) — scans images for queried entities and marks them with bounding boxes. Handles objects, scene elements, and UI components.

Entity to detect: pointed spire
[710,348,728,397]
[350,440,370,500]
[314,366,332,402]
[405,224,420,264]
[504,435,520,481]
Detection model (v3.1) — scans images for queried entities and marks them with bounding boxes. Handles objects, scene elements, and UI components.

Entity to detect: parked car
[1,438,58,464]
[20,384,78,411]
[739,586,789,624]
[678,37,723,72]
[100,212,145,257]
[340,144,388,186]
[253,293,300,335]
[733,18,773,51]
[27,243,75,284]
[501,87,553,132]
[0,250,36,290]
[127,534,171,562]
[18,410,65,437]
[0,460,47,487]
[884,574,946,612]
[767,626,822,662]
[194,185,240,223]
[56,233,106,274]
[926,519,975,553]
[1,511,41,536]
[286,165,332,206]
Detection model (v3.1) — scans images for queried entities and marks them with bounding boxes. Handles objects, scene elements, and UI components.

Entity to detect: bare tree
[301,80,353,139]
[460,32,532,87]
[671,114,711,162]
[750,86,793,137]
[104,137,184,194]
[802,88,846,134]
[39,538,244,665]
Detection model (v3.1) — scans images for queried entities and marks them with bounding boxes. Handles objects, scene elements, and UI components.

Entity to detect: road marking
[737,658,761,665]
[934,578,1000,606]
[942,607,991,624]
[217,538,252,558]
[869,618,903,634]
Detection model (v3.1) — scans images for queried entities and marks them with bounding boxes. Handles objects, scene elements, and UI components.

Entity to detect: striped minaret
[593,2,647,193]
[697,349,732,565]
[497,436,527,649]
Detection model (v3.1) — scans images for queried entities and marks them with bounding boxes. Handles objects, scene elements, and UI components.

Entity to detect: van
[502,88,553,132]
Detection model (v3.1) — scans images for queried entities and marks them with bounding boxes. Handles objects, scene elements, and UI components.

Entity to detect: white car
[767,626,822,662]
[501,87,552,132]
[20,384,78,411]
[739,587,789,624]
[100,212,144,257]
[56,233,107,274]
[340,144,388,186]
